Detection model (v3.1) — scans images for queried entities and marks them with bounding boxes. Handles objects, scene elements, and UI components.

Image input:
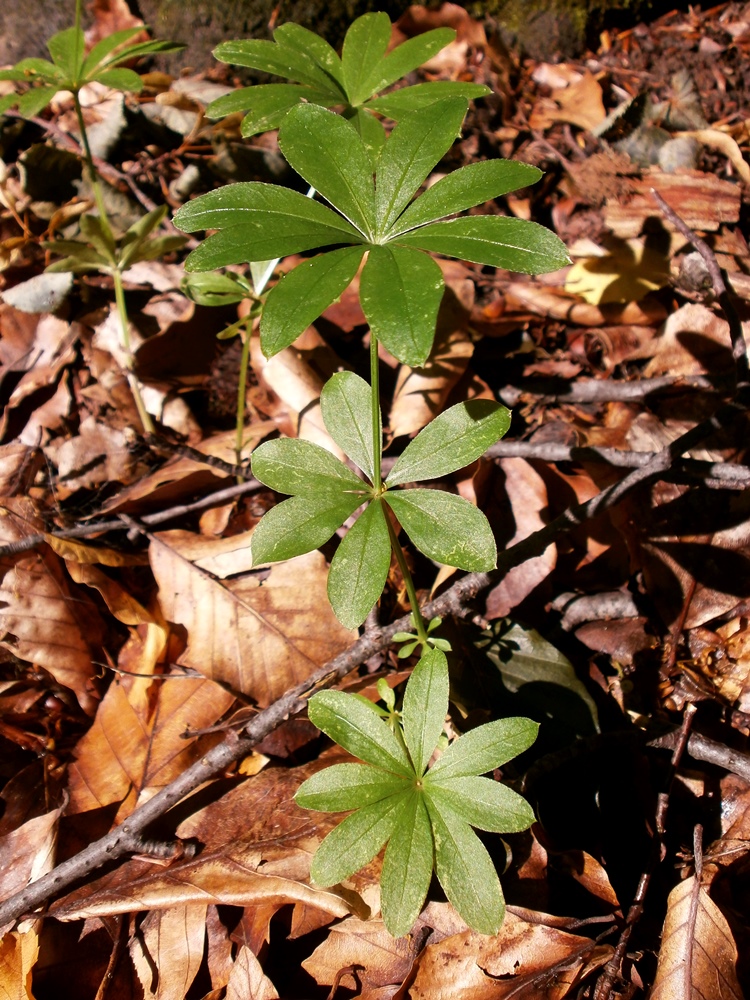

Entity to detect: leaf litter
[1,1,750,997]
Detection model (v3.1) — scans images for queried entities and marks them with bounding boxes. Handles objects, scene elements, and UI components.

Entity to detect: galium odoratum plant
[0,4,184,434]
[205,11,491,162]
[295,647,539,936]
[174,96,568,367]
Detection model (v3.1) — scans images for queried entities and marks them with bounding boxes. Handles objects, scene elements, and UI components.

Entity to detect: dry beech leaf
[225,945,279,1000]
[302,917,418,992]
[150,538,355,706]
[650,875,743,1000]
[0,929,38,1000]
[410,911,603,999]
[0,802,64,932]
[0,500,100,715]
[66,674,235,821]
[130,904,207,1000]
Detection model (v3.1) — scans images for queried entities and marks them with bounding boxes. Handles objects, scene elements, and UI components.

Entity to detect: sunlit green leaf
[365,80,490,118]
[360,244,444,367]
[0,59,61,82]
[47,27,84,79]
[381,792,433,937]
[341,12,391,106]
[207,83,330,136]
[320,371,378,483]
[386,399,511,486]
[252,437,364,495]
[344,106,387,167]
[310,791,406,886]
[279,104,376,238]
[402,647,449,777]
[359,28,455,96]
[250,492,362,565]
[424,774,535,832]
[3,86,59,117]
[273,22,345,89]
[428,717,539,780]
[389,159,543,238]
[308,690,413,776]
[396,215,570,274]
[260,245,366,358]
[295,762,406,812]
[385,489,496,571]
[424,794,505,935]
[328,499,390,629]
[375,97,467,238]
[80,27,143,75]
[213,38,344,96]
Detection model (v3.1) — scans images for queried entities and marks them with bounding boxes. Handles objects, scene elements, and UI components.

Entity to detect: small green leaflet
[175,98,569,366]
[296,647,538,936]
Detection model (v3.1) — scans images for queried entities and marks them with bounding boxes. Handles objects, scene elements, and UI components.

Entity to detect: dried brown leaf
[0,500,100,714]
[225,945,278,1000]
[150,538,354,706]
[0,929,38,1000]
[130,904,206,1000]
[650,875,743,1000]
[302,917,418,991]
[66,674,234,821]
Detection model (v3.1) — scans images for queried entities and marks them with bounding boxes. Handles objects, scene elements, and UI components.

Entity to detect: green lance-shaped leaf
[174,182,364,270]
[360,244,444,367]
[278,104,376,238]
[387,399,511,487]
[380,791,434,937]
[428,717,539,781]
[402,647,449,777]
[310,791,406,887]
[364,80,489,118]
[0,58,62,83]
[260,245,366,358]
[250,492,363,565]
[309,689,413,776]
[213,38,343,97]
[295,762,407,812]
[0,86,58,118]
[396,215,570,274]
[251,437,365,495]
[341,11,392,107]
[375,97,467,238]
[358,27,455,97]
[389,159,543,239]
[385,489,496,571]
[80,27,144,76]
[47,27,84,79]
[424,793,505,935]
[92,67,143,92]
[207,84,331,137]
[273,22,345,90]
[424,774,535,833]
[320,371,378,484]
[181,270,252,307]
[328,499,391,630]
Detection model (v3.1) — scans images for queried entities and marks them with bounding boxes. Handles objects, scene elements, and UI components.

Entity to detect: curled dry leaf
[0,801,65,933]
[410,910,607,999]
[130,904,207,1000]
[150,537,355,706]
[302,916,419,993]
[0,499,100,714]
[485,458,556,619]
[650,874,743,1000]
[226,945,279,1000]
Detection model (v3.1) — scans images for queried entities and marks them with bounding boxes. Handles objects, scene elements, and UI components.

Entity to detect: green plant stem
[370,330,382,493]
[370,326,427,644]
[112,269,155,435]
[72,93,115,249]
[385,512,429,645]
[234,323,252,476]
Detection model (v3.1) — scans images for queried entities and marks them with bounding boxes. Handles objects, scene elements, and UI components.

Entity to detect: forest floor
[1,2,750,998]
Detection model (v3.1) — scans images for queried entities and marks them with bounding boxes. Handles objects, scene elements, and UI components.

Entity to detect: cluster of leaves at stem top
[296,646,538,937]
[0,26,183,117]
[250,375,511,629]
[174,93,569,368]
[205,12,490,158]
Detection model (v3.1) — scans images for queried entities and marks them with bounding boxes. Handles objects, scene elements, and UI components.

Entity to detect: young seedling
[296,647,538,936]
[0,1,184,433]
